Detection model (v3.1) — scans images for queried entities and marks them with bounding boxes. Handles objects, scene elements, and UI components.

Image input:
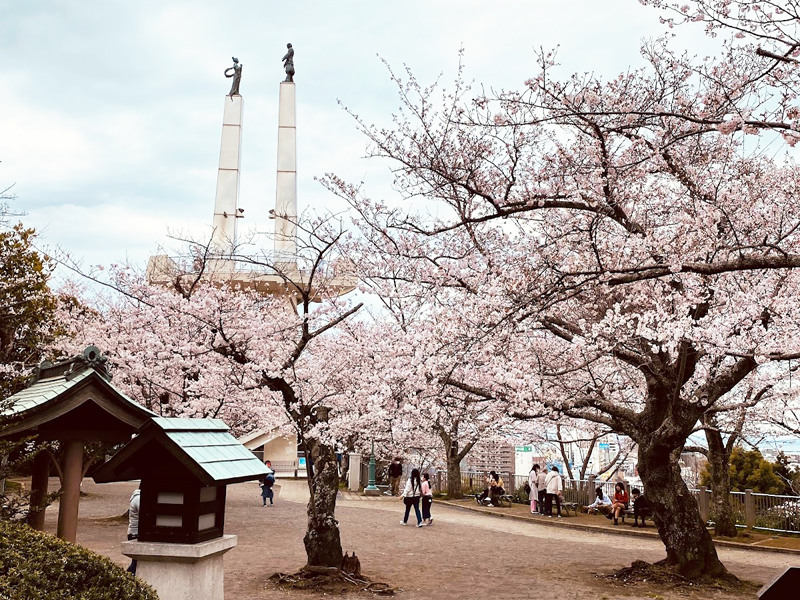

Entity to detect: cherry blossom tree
[336,239,533,497]
[59,218,362,569]
[324,0,800,580]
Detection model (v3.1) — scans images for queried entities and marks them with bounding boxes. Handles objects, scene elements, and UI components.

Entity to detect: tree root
[269,566,396,595]
[603,560,754,594]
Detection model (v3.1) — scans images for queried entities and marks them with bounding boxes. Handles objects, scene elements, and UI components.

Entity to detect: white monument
[147,51,355,299]
[211,95,243,255]
[274,81,297,261]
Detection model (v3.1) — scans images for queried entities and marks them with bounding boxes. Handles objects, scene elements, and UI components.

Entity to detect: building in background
[465,440,515,474]
[238,426,304,477]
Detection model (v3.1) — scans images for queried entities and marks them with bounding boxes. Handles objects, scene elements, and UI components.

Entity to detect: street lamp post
[364,440,380,496]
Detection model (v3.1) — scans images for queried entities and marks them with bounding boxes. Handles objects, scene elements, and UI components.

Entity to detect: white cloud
[0,0,711,272]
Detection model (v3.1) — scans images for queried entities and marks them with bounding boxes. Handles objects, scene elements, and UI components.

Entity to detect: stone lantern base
[122,534,237,600]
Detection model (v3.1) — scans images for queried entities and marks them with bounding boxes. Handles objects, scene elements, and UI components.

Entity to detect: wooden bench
[497,494,513,507]
[623,507,652,525]
[472,493,512,507]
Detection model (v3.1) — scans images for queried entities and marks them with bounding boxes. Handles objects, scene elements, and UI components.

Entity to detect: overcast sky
[1,0,703,272]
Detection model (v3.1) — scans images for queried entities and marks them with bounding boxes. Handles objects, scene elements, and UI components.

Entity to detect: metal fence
[748,492,800,533]
[440,470,800,536]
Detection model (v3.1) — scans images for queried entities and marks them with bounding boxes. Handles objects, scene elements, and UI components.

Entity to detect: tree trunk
[446,452,463,499]
[303,437,343,567]
[704,429,737,538]
[638,442,731,580]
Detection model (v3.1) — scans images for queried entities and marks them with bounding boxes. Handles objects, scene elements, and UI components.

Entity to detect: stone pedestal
[274,82,296,260]
[122,535,237,600]
[348,453,361,491]
[212,95,243,254]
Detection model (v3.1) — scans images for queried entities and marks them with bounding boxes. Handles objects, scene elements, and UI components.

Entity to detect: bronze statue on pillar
[225,57,242,96]
[282,44,294,82]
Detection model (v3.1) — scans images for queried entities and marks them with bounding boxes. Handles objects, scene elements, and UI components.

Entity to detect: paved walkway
[32,478,796,599]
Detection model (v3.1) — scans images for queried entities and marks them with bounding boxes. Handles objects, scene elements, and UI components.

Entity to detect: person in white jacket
[126,487,140,573]
[536,466,548,514]
[544,466,563,517]
[400,468,424,527]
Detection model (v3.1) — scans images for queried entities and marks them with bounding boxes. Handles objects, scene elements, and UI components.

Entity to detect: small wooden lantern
[94,417,268,544]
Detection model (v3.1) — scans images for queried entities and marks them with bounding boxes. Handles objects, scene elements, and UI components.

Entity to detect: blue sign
[298,457,306,468]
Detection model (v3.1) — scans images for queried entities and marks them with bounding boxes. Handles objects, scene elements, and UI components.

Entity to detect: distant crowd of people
[526,464,565,517]
[248,455,651,531]
[525,465,651,525]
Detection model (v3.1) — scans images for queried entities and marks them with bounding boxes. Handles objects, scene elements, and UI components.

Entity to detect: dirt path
[37,478,792,599]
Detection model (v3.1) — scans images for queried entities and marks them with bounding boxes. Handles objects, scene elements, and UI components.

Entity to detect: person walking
[260,467,275,506]
[400,468,424,527]
[528,464,540,513]
[126,487,140,574]
[536,464,548,514]
[421,472,434,525]
[388,457,403,496]
[544,466,563,517]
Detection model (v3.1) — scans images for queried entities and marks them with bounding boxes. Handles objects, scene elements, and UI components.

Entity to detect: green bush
[0,520,158,600]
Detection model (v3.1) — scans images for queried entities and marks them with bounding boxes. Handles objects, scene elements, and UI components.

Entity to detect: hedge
[0,520,158,600]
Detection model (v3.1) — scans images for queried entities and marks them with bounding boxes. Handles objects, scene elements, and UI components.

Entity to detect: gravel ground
[34,478,794,599]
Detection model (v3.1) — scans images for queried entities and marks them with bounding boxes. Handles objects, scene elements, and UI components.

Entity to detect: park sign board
[515,446,532,452]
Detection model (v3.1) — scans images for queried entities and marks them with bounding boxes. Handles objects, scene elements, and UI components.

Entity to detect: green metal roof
[153,417,228,431]
[93,417,269,485]
[1,371,93,416]
[155,418,269,483]
[2,367,156,419]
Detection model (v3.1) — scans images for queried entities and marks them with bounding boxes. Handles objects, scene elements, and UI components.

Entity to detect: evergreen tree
[0,224,58,399]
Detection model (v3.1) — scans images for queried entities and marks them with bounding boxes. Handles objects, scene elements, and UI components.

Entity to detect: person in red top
[611,482,629,526]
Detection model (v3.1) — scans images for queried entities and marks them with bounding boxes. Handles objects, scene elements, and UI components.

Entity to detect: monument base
[122,535,237,600]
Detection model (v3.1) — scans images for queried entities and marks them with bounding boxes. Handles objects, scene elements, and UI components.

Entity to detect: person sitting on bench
[488,471,505,505]
[631,488,651,527]
[476,471,504,505]
[611,482,629,526]
[586,486,612,516]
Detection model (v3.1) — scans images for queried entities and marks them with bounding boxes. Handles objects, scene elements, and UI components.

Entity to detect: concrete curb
[437,500,800,557]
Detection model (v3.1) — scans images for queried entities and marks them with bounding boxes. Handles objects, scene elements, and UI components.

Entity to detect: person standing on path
[536,465,548,514]
[400,468,424,527]
[544,466,563,517]
[421,472,434,525]
[528,464,540,513]
[388,457,403,496]
[126,487,140,574]
[260,467,275,506]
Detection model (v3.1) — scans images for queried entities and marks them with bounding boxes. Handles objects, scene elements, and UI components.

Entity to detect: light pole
[364,440,380,496]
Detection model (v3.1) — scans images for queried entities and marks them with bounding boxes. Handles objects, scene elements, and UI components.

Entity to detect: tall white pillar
[212,95,243,255]
[274,82,297,261]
